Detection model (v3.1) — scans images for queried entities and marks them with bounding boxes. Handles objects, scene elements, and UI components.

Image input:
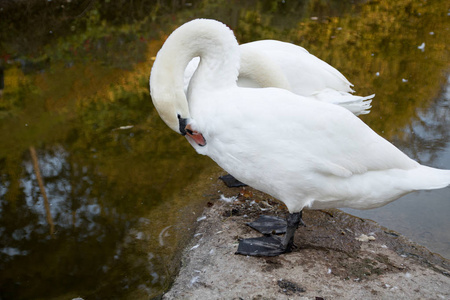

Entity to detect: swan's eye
[177,114,181,119]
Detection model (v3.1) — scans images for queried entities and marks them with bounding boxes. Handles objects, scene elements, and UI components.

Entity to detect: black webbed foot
[236,211,304,257]
[219,174,247,188]
[235,235,288,256]
[247,213,306,235]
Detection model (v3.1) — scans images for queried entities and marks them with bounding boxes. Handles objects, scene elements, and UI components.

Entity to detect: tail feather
[312,90,375,116]
[338,96,373,116]
[409,166,450,191]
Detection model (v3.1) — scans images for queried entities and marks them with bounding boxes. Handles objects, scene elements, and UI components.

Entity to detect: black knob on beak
[178,114,187,136]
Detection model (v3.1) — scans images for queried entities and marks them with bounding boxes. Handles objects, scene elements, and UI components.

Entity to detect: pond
[0,0,449,299]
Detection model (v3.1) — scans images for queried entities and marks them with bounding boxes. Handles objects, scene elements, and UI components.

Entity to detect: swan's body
[150,19,450,256]
[184,40,374,115]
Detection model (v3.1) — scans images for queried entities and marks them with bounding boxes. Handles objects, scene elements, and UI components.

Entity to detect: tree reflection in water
[1,145,130,298]
[393,75,450,165]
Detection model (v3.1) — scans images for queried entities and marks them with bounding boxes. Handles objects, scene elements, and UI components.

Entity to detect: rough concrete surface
[163,178,450,300]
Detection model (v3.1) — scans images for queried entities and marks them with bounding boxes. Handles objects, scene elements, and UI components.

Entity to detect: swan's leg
[247,212,305,234]
[247,215,287,234]
[281,211,303,251]
[235,211,303,256]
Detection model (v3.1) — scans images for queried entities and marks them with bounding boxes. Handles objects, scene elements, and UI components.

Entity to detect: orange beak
[185,124,207,146]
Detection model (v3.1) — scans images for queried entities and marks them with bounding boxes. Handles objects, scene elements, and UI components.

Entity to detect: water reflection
[0,139,214,299]
[1,145,133,298]
[392,76,450,165]
[0,0,449,299]
[344,75,450,258]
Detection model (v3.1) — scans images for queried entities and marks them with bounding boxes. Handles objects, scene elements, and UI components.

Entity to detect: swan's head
[150,89,206,147]
[150,87,188,133]
[149,52,192,136]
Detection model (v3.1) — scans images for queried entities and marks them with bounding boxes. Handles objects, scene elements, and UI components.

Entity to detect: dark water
[0,0,449,299]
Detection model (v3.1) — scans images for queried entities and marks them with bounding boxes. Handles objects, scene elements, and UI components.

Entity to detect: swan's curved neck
[149,19,240,133]
[151,19,240,98]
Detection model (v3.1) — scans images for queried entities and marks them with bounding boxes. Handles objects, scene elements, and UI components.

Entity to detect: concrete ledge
[163,180,450,299]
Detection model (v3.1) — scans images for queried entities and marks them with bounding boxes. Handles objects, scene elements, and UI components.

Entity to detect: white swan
[150,19,450,256]
[184,40,374,116]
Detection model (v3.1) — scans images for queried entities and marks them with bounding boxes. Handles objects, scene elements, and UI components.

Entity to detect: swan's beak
[178,116,206,147]
[185,124,207,147]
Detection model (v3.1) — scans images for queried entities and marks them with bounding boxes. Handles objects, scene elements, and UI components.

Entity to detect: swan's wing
[186,41,372,115]
[241,40,354,96]
[212,88,417,177]
[238,45,292,90]
[304,107,418,175]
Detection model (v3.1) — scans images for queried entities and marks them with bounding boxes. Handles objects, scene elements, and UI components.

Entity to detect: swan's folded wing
[302,102,419,176]
[313,159,354,178]
[239,88,419,177]
[244,40,354,95]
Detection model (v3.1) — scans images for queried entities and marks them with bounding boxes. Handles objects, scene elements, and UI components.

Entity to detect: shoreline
[162,176,450,299]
